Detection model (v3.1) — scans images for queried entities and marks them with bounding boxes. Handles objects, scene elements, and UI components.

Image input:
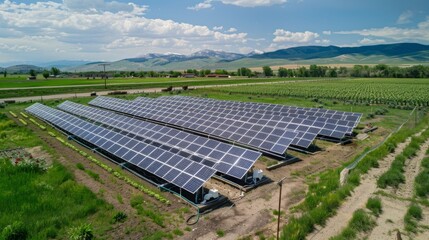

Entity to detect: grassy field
[0,113,116,239]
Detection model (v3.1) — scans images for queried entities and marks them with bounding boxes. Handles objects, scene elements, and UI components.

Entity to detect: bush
[404,204,423,233]
[1,221,28,240]
[366,197,382,216]
[349,209,375,232]
[216,229,225,237]
[415,169,429,197]
[172,229,184,236]
[112,212,127,223]
[407,204,422,220]
[68,223,93,240]
[76,163,85,170]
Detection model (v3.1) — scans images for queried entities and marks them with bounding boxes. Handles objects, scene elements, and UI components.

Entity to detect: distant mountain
[60,43,429,72]
[252,43,429,60]
[39,60,92,68]
[6,65,45,74]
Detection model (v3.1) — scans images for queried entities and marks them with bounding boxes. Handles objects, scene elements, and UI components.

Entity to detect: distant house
[182,73,195,78]
[27,76,36,80]
[206,74,231,78]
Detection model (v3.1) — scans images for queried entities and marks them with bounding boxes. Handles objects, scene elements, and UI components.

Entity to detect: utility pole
[99,63,110,89]
[277,176,287,240]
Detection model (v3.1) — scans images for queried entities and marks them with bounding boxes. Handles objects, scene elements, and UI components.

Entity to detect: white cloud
[227,27,237,33]
[220,0,287,7]
[188,0,213,11]
[0,0,248,62]
[335,17,429,42]
[0,43,37,52]
[188,0,286,10]
[273,29,319,43]
[315,39,330,44]
[213,26,223,30]
[397,10,413,24]
[322,30,331,35]
[359,38,386,45]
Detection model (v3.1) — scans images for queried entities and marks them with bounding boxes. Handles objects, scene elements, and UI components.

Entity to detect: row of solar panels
[26,103,262,194]
[89,97,298,156]
[87,96,360,155]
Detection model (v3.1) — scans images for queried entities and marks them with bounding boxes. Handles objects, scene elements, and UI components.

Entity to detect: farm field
[0,76,309,99]
[212,78,429,107]
[1,77,429,240]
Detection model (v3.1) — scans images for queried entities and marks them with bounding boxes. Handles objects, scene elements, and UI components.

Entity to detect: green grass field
[0,113,116,239]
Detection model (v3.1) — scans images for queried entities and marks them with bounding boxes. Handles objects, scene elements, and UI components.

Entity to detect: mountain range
[3,43,429,73]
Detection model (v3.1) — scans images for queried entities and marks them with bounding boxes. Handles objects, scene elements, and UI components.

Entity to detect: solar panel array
[89,96,298,156]
[132,96,354,139]
[134,96,360,137]
[26,103,216,193]
[131,97,323,148]
[155,95,362,126]
[58,101,261,179]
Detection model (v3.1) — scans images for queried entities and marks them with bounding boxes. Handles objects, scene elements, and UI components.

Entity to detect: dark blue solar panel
[25,103,215,194]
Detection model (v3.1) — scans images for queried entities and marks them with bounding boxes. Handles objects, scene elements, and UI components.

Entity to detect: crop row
[215,79,429,107]
[18,118,27,126]
[9,111,17,118]
[53,135,170,204]
[281,113,429,240]
[29,118,46,130]
[377,129,429,189]
[20,112,29,119]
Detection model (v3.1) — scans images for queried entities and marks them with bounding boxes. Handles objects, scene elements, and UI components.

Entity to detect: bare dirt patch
[25,146,53,165]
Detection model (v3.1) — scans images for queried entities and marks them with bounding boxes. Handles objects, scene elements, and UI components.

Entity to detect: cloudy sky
[1,0,428,64]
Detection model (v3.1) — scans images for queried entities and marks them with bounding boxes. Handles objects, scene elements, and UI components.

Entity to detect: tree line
[3,64,429,79]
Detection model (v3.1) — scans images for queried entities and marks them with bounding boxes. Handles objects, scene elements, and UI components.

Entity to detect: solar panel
[133,97,349,142]
[25,103,215,193]
[58,101,262,179]
[137,96,359,130]
[153,96,362,127]
[89,96,298,156]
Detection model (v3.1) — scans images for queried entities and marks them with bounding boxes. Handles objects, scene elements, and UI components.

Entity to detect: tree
[278,67,288,77]
[29,69,36,77]
[42,70,50,79]
[3,70,6,78]
[237,67,252,77]
[51,67,60,76]
[262,66,273,77]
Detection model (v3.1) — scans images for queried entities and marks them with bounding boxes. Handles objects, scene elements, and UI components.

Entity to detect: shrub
[349,209,375,232]
[407,204,422,220]
[216,229,225,237]
[1,221,28,240]
[366,197,382,216]
[76,163,85,170]
[172,229,184,236]
[112,212,127,223]
[404,204,423,233]
[68,223,93,240]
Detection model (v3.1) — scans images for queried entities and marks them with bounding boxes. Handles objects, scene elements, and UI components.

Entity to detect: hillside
[5,43,429,72]
[5,65,45,74]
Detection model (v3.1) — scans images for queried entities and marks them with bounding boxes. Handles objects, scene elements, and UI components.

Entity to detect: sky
[1,0,429,64]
